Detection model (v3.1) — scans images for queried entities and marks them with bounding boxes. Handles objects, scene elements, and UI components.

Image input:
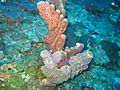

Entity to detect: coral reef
[37,1,93,85]
[40,48,93,86]
[0,0,119,89]
[37,1,93,86]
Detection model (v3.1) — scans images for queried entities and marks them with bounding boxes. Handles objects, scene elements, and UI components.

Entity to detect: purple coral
[40,45,93,86]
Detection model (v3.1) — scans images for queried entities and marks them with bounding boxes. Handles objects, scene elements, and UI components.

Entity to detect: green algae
[0,60,57,90]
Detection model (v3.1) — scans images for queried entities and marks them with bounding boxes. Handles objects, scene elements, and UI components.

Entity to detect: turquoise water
[0,0,120,90]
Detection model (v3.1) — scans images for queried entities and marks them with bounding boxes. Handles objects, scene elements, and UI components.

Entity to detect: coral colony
[37,0,93,86]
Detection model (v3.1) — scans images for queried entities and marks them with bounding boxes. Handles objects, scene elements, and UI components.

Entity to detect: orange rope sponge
[37,1,68,52]
[46,0,67,15]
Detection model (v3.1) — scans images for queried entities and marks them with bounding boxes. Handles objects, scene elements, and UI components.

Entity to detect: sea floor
[0,0,120,90]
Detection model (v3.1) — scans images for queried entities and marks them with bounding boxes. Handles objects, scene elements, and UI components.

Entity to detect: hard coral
[37,1,68,52]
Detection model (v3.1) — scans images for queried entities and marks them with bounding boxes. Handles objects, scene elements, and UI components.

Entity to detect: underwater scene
[0,0,120,90]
